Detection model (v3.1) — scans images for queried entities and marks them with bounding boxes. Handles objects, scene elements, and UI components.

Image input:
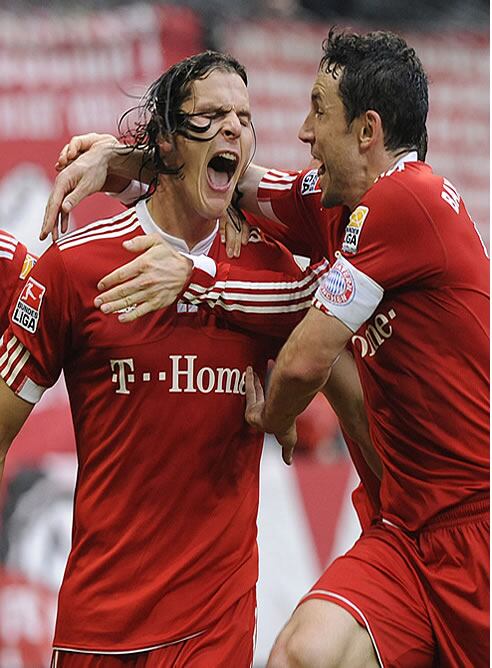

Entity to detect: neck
[147,179,217,250]
[348,147,413,211]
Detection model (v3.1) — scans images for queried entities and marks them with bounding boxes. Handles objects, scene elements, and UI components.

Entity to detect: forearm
[262,308,348,434]
[107,144,155,186]
[322,350,382,478]
[237,164,269,216]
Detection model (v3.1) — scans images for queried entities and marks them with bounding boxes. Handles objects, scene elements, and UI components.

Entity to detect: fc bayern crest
[320,260,355,305]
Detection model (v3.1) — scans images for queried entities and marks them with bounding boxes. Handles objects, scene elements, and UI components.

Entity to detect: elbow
[281,353,332,390]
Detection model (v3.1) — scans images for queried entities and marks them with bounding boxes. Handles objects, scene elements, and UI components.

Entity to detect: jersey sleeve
[255,168,335,258]
[312,175,446,332]
[0,231,37,333]
[182,242,330,340]
[0,244,72,404]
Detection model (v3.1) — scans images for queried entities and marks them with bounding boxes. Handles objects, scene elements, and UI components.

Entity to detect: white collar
[394,150,418,167]
[135,200,219,256]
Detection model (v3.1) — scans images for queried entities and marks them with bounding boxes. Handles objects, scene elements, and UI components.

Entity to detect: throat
[147,192,217,251]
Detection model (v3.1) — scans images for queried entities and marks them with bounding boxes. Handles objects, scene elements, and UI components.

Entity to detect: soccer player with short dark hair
[245,28,489,668]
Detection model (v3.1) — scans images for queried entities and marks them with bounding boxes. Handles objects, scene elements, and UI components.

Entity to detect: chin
[321,189,344,209]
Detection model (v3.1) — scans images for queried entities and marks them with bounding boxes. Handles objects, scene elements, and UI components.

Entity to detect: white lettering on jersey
[351,308,396,358]
[110,355,246,395]
[342,206,369,255]
[301,169,321,196]
[441,178,460,214]
[12,277,46,334]
[110,358,135,394]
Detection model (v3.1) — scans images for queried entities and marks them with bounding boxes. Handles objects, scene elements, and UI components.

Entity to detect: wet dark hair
[320,27,428,160]
[118,50,251,188]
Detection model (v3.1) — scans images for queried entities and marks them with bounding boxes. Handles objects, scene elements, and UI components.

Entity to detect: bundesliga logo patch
[342,205,369,254]
[301,169,321,196]
[12,277,46,333]
[319,260,354,305]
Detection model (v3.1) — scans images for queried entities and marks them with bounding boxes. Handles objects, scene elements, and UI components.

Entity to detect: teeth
[216,152,238,163]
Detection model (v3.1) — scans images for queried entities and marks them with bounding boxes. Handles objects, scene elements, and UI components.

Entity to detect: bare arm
[0,379,34,485]
[237,164,269,216]
[246,306,352,463]
[41,134,152,241]
[322,349,382,478]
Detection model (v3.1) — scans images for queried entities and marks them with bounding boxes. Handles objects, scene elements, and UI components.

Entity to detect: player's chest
[69,300,270,397]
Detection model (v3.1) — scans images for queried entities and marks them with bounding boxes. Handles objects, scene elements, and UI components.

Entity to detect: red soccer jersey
[0,230,36,333]
[260,156,489,531]
[256,170,382,518]
[0,201,326,653]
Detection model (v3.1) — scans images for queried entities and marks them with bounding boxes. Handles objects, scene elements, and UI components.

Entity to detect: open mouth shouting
[207,151,240,192]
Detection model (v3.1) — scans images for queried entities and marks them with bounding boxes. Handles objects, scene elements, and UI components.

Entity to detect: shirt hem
[52,629,205,655]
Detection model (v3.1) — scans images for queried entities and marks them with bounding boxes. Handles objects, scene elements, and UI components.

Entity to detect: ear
[157,135,174,155]
[358,110,382,152]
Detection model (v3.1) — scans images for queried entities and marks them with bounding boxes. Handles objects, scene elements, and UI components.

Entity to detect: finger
[41,188,65,240]
[219,215,227,244]
[95,277,143,309]
[60,209,70,235]
[233,226,242,258]
[67,136,84,162]
[122,234,162,254]
[253,371,264,404]
[241,222,250,246]
[97,257,144,292]
[226,223,241,258]
[282,443,294,466]
[55,144,71,170]
[245,366,257,407]
[60,177,94,217]
[118,301,155,323]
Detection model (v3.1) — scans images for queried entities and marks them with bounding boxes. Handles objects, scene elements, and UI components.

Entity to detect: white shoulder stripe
[6,347,30,387]
[0,238,17,252]
[0,250,14,261]
[58,218,140,251]
[0,337,26,378]
[268,169,300,178]
[261,173,298,183]
[258,182,294,191]
[0,335,20,367]
[0,232,17,245]
[57,208,136,244]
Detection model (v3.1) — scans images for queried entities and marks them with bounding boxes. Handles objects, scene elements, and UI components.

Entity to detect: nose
[222,110,242,140]
[298,112,314,145]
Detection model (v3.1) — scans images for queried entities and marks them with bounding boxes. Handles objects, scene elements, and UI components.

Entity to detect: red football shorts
[301,495,489,668]
[51,587,256,668]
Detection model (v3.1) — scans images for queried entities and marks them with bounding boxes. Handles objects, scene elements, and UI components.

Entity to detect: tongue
[207,166,229,188]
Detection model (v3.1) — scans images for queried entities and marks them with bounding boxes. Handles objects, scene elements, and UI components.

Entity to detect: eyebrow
[192,105,251,120]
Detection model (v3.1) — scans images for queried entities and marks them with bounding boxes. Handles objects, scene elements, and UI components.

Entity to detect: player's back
[351,160,489,530]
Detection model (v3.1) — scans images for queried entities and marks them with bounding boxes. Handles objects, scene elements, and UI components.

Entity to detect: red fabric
[0,205,311,652]
[52,588,256,668]
[302,496,489,668]
[258,163,489,532]
[256,171,381,521]
[0,230,29,333]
